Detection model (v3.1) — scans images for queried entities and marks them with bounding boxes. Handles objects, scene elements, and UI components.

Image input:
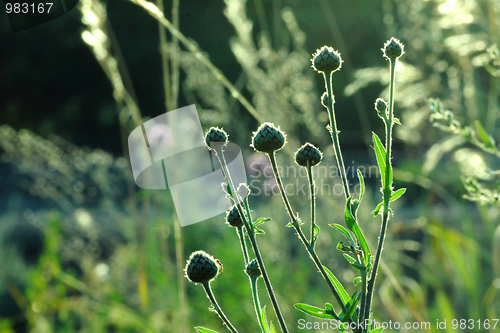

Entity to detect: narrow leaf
[340,291,360,322]
[270,323,276,333]
[389,188,406,202]
[372,202,383,216]
[353,277,362,286]
[312,225,320,244]
[369,328,384,333]
[329,224,355,246]
[253,217,271,227]
[372,132,387,187]
[476,120,497,150]
[346,197,371,266]
[195,327,219,333]
[357,169,365,203]
[343,253,356,264]
[323,265,349,305]
[294,303,339,320]
[261,306,270,333]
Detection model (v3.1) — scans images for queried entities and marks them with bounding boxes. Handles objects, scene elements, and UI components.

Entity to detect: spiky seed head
[205,127,228,150]
[295,143,323,167]
[321,92,335,108]
[226,206,244,228]
[185,251,221,284]
[383,38,404,60]
[251,123,286,154]
[245,258,261,279]
[311,46,343,73]
[375,98,388,117]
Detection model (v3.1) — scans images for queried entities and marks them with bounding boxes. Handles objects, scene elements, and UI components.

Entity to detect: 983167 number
[6,3,53,14]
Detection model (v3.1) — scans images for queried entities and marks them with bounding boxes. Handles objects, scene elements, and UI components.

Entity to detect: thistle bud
[375,98,388,117]
[226,205,244,228]
[245,258,261,279]
[251,123,286,154]
[311,46,343,73]
[185,251,221,284]
[295,143,323,167]
[383,38,404,60]
[205,127,228,150]
[321,92,334,108]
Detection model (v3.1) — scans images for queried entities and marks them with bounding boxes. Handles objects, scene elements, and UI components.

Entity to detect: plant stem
[363,58,397,329]
[306,165,318,246]
[202,282,239,333]
[359,269,367,326]
[324,72,350,199]
[268,153,348,315]
[214,148,289,333]
[237,226,249,264]
[250,277,266,333]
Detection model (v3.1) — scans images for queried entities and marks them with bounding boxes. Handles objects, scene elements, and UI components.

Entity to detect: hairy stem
[237,226,249,265]
[202,282,239,333]
[306,165,318,246]
[250,277,266,333]
[324,71,350,199]
[268,153,348,315]
[215,148,289,333]
[363,58,397,328]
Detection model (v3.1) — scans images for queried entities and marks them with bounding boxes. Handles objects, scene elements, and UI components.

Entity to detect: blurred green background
[1,0,500,332]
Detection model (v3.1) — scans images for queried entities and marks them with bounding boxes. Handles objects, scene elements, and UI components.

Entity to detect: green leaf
[329,224,355,246]
[285,222,294,227]
[254,227,265,234]
[253,217,271,227]
[389,188,406,202]
[345,197,371,266]
[270,323,276,333]
[393,117,401,125]
[195,327,219,333]
[261,306,270,333]
[353,277,362,286]
[476,120,497,150]
[312,225,320,244]
[339,291,360,322]
[294,303,339,320]
[322,265,350,305]
[343,253,356,264]
[357,169,365,203]
[369,328,384,333]
[372,202,383,216]
[372,132,387,187]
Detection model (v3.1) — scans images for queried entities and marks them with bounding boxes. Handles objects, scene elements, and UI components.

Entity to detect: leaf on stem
[253,217,271,227]
[323,265,350,305]
[372,202,384,216]
[329,224,356,246]
[195,327,219,333]
[312,225,320,244]
[389,188,406,202]
[345,197,371,266]
[353,277,362,286]
[369,328,384,333]
[357,169,365,203]
[372,132,387,187]
[294,303,340,320]
[476,120,497,151]
[339,291,360,322]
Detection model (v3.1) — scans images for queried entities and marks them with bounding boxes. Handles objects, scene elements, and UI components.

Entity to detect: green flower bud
[245,258,261,279]
[226,205,244,228]
[185,251,221,284]
[205,127,228,150]
[383,38,404,60]
[295,143,323,167]
[311,46,343,73]
[251,123,286,154]
[321,92,334,108]
[375,98,388,117]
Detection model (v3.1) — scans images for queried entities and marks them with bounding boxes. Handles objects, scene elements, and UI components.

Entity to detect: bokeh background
[1,0,500,332]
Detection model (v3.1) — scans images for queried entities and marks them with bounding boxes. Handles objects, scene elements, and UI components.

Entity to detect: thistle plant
[187,38,406,333]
